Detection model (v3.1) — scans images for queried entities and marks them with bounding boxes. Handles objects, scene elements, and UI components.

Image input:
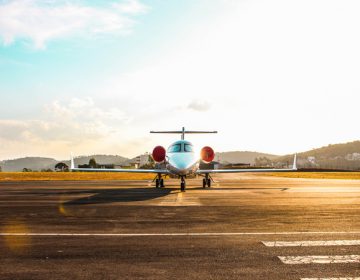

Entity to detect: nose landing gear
[180,176,186,192]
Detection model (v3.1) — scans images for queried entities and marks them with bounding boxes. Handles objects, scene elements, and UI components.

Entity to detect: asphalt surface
[1,174,360,279]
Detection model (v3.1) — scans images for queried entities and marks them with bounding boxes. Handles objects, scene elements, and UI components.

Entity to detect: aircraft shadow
[65,188,172,205]
[190,187,289,191]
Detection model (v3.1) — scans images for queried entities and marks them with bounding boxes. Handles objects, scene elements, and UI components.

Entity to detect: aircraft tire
[181,182,185,192]
[202,178,206,188]
[207,179,211,188]
[160,179,164,188]
[155,179,160,188]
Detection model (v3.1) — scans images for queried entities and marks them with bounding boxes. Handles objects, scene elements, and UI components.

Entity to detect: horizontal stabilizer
[150,127,217,140]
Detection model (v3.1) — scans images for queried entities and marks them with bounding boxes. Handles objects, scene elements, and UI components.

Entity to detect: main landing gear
[154,173,165,188]
[202,174,212,188]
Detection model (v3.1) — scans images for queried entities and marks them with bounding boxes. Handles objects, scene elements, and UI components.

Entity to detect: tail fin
[70,153,75,170]
[150,127,217,140]
[292,154,297,170]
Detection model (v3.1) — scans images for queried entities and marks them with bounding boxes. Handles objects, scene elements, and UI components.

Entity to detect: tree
[89,158,97,168]
[41,168,53,172]
[55,162,69,172]
[254,157,273,167]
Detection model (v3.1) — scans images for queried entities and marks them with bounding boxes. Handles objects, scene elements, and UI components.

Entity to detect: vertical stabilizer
[292,154,297,170]
[70,153,75,170]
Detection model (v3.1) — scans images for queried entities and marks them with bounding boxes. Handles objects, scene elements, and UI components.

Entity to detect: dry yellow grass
[265,172,360,180]
[0,172,154,181]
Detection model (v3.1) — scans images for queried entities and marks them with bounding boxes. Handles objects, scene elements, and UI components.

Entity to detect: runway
[1,174,360,279]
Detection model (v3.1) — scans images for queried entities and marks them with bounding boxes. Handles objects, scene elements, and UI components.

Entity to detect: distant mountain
[0,155,130,172]
[215,151,279,165]
[275,141,360,170]
[70,155,129,166]
[0,157,58,172]
[1,141,360,171]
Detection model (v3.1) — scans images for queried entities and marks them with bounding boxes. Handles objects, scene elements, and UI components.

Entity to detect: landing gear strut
[202,174,212,188]
[180,176,186,192]
[154,173,164,188]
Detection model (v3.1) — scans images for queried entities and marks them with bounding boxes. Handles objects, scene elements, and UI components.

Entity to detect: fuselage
[166,140,199,176]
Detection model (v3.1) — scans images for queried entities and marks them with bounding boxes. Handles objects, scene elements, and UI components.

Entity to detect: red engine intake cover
[201,146,215,163]
[152,146,166,162]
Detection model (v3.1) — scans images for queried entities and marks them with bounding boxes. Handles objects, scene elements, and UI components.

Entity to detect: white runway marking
[1,231,360,237]
[301,278,360,280]
[279,255,360,264]
[157,192,202,206]
[263,240,360,247]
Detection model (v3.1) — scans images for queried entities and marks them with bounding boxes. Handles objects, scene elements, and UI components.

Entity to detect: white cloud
[113,0,148,15]
[187,100,211,112]
[0,0,148,49]
[0,98,139,159]
[45,97,131,124]
[96,0,360,155]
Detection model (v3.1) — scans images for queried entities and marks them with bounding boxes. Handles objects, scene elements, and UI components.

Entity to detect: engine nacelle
[201,146,215,163]
[152,146,166,162]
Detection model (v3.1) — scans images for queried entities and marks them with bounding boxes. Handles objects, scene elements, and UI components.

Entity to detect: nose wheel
[180,177,186,192]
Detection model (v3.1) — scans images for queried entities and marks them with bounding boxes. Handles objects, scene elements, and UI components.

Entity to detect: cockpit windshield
[168,144,181,153]
[184,144,194,152]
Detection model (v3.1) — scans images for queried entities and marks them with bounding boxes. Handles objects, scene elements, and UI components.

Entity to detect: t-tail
[150,127,217,140]
[293,153,297,170]
[70,152,75,170]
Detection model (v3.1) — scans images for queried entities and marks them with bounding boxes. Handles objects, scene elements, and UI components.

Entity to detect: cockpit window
[184,144,194,152]
[168,144,181,153]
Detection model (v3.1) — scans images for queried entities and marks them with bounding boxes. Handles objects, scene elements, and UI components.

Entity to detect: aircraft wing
[196,167,295,174]
[71,167,170,174]
[70,155,169,174]
[197,154,297,174]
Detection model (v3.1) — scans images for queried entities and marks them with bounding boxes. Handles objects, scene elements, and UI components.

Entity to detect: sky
[1,0,360,160]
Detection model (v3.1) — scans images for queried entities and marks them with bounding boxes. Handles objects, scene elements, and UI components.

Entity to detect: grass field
[265,172,360,180]
[2,171,360,181]
[0,172,154,181]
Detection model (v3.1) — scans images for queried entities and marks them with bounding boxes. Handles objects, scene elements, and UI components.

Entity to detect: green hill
[216,151,279,165]
[0,155,130,172]
[275,141,360,170]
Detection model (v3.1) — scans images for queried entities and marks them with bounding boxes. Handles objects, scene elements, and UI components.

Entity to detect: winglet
[292,154,297,170]
[70,153,75,170]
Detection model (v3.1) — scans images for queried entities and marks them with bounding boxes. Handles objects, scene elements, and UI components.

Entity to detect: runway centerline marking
[301,278,360,280]
[279,255,360,264]
[263,240,360,247]
[2,231,360,237]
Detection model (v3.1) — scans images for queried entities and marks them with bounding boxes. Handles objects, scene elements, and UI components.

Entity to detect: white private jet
[71,127,297,192]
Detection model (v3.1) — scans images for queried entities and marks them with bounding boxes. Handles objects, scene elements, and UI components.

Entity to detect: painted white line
[301,278,360,280]
[1,231,360,237]
[279,255,360,264]
[157,192,202,206]
[263,240,360,247]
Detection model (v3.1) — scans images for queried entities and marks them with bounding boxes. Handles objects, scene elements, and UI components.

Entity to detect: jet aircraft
[71,127,297,192]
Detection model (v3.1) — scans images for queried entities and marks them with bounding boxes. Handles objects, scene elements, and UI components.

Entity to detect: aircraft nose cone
[175,161,189,170]
[169,154,194,171]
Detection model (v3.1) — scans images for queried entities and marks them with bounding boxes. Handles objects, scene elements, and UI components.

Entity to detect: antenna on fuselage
[150,127,218,140]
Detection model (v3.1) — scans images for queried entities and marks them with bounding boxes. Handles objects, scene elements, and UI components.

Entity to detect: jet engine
[201,146,215,163]
[152,146,166,162]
